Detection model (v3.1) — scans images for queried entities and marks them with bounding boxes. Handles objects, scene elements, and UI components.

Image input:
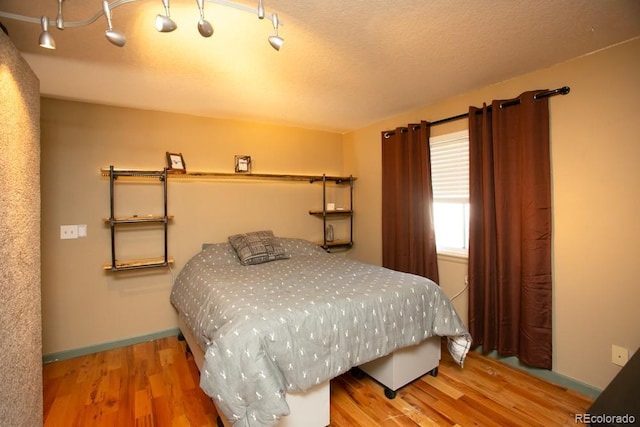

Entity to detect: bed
[170,232,471,427]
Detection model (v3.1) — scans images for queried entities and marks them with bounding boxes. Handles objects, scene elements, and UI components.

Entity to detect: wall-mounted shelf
[308,209,353,216]
[104,215,174,224]
[103,257,175,271]
[100,168,356,183]
[100,168,356,256]
[104,166,172,272]
[309,174,355,251]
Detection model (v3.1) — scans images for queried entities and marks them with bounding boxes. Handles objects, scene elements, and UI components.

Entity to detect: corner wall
[0,32,43,426]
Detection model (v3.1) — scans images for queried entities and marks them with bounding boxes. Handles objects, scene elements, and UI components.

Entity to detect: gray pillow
[228,230,288,265]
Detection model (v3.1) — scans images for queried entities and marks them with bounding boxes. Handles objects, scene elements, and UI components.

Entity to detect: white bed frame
[178,318,440,427]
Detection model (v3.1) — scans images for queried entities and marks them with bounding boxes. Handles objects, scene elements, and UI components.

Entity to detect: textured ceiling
[2,0,640,133]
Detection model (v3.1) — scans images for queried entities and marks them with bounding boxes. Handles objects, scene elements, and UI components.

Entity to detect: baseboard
[475,347,601,399]
[42,328,180,364]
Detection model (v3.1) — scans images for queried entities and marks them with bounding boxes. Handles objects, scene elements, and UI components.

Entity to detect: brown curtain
[381,121,439,283]
[468,91,553,369]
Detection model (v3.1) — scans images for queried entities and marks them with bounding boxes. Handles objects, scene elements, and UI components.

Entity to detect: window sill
[437,250,468,264]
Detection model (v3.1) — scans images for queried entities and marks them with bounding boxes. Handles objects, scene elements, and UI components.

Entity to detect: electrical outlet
[612,345,629,367]
[60,225,78,239]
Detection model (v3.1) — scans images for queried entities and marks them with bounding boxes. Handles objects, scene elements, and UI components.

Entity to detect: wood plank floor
[43,336,593,426]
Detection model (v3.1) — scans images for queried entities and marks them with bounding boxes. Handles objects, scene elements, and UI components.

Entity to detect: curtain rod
[383,86,570,137]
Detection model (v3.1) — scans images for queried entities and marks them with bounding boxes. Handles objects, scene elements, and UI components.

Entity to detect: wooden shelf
[103,257,175,272]
[103,215,174,224]
[103,169,167,178]
[309,209,353,216]
[101,168,355,183]
[317,240,353,248]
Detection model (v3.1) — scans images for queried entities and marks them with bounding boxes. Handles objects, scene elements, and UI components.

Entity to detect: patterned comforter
[170,238,471,427]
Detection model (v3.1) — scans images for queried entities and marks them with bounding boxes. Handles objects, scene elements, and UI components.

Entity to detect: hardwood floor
[43,336,593,426]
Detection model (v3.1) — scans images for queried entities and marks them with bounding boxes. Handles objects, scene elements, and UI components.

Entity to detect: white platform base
[359,336,441,392]
[214,383,330,427]
[178,318,330,427]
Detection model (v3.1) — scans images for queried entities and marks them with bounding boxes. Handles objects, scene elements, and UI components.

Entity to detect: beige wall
[40,100,344,354]
[0,32,43,426]
[345,38,640,390]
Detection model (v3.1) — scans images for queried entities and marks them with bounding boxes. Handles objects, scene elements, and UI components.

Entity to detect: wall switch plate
[78,225,87,237]
[60,225,78,239]
[612,344,629,367]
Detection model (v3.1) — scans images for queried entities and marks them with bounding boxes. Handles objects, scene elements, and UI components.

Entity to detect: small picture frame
[166,152,186,173]
[234,155,251,173]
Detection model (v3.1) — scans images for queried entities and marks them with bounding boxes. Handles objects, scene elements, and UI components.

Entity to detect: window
[430,130,469,256]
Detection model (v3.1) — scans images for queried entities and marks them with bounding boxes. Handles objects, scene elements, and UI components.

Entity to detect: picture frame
[234,155,252,173]
[166,152,186,173]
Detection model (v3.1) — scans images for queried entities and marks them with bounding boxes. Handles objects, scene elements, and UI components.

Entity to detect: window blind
[430,131,469,202]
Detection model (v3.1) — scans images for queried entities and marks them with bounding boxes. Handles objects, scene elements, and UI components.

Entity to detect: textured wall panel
[0,31,42,426]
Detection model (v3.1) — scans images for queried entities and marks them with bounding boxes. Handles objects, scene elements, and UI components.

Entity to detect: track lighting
[268,13,283,51]
[0,0,285,51]
[257,0,265,19]
[196,0,214,38]
[55,0,64,30]
[155,0,177,32]
[38,16,56,49]
[102,0,126,47]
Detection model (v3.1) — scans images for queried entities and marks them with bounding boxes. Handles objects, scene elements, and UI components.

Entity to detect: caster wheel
[351,367,365,379]
[384,388,397,399]
[429,366,439,377]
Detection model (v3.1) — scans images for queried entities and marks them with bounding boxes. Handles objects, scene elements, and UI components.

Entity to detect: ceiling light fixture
[55,0,64,30]
[38,16,56,49]
[102,0,126,47]
[0,0,284,50]
[268,12,283,51]
[196,0,213,38]
[155,0,177,32]
[257,0,265,19]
